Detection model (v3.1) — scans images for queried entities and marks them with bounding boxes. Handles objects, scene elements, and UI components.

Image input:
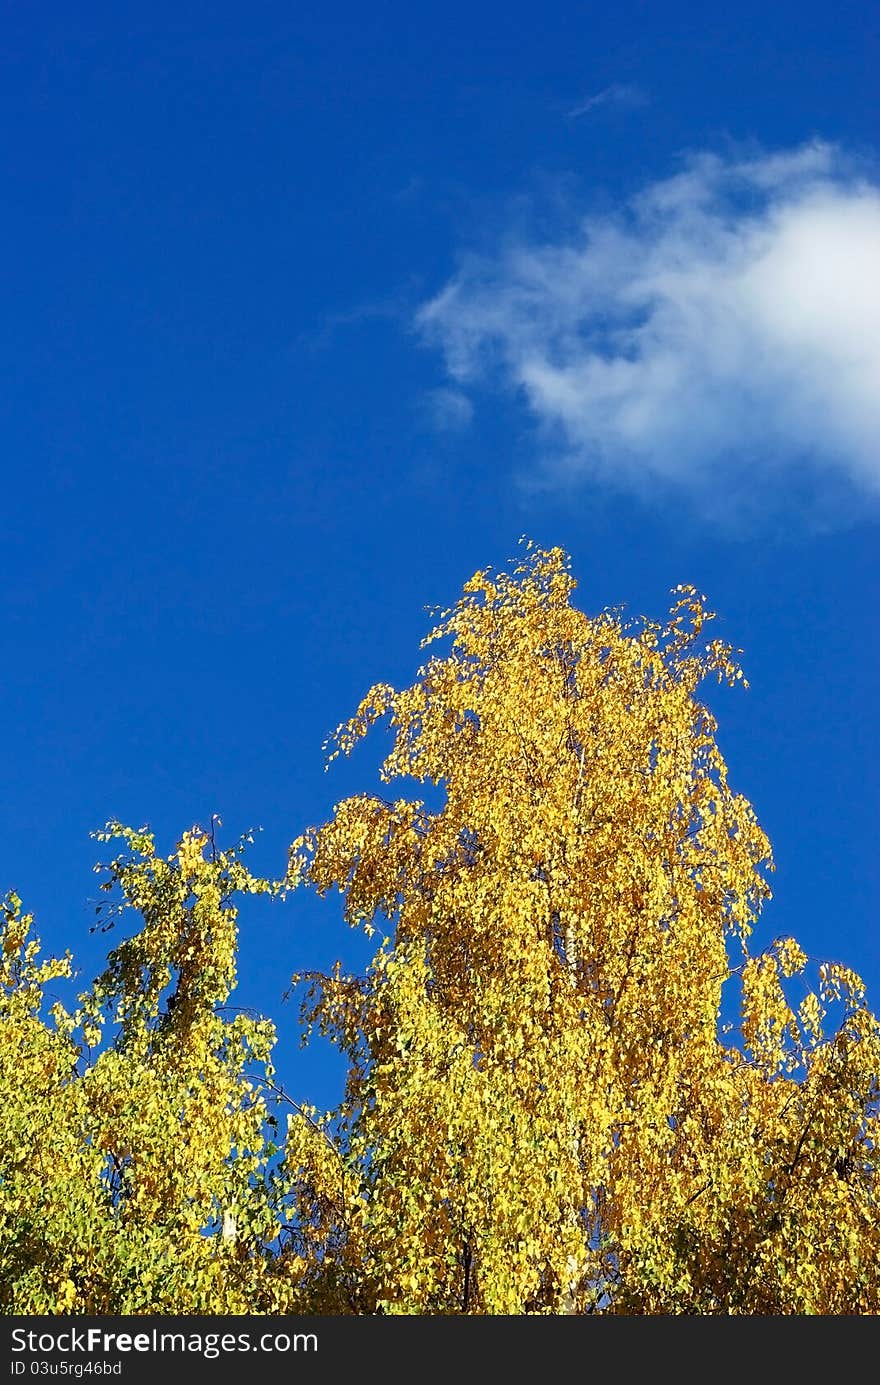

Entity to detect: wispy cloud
[419,386,474,433]
[567,83,647,120]
[416,142,880,520]
[304,285,417,352]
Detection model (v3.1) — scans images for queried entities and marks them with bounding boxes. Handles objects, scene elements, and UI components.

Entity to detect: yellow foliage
[288,543,880,1314]
[0,834,307,1314]
[1,545,877,1315]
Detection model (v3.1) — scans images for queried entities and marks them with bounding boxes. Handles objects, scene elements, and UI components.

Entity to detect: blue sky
[2,2,878,1112]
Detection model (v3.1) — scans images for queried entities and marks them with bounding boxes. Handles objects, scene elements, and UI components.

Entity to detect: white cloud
[419,386,474,433]
[416,142,880,517]
[567,83,647,120]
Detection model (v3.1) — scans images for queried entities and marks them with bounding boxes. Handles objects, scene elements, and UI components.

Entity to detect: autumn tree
[288,543,880,1314]
[1,543,878,1315]
[0,827,307,1314]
